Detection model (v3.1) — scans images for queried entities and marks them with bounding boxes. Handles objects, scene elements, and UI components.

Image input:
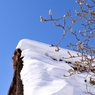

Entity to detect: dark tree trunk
[7,49,24,95]
[16,58,23,95]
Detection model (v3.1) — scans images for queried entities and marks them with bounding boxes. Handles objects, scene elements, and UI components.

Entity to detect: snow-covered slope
[16,39,95,95]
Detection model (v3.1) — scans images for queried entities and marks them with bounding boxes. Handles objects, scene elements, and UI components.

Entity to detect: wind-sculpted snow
[16,39,95,95]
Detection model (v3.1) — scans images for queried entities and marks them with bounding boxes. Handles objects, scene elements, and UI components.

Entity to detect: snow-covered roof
[16,39,95,95]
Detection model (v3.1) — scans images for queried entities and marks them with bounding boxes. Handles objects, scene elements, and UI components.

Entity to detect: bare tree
[40,0,95,72]
[40,0,95,94]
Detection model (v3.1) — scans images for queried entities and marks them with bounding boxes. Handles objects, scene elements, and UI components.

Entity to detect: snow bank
[16,39,95,95]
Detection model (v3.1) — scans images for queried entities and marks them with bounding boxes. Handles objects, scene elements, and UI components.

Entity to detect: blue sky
[0,0,95,95]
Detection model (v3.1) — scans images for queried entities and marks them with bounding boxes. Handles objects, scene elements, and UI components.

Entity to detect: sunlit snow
[16,39,95,95]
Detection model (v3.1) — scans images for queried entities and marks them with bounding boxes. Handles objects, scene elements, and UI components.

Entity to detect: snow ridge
[16,39,95,95]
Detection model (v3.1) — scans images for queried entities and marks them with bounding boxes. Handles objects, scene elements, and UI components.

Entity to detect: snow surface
[16,39,95,95]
